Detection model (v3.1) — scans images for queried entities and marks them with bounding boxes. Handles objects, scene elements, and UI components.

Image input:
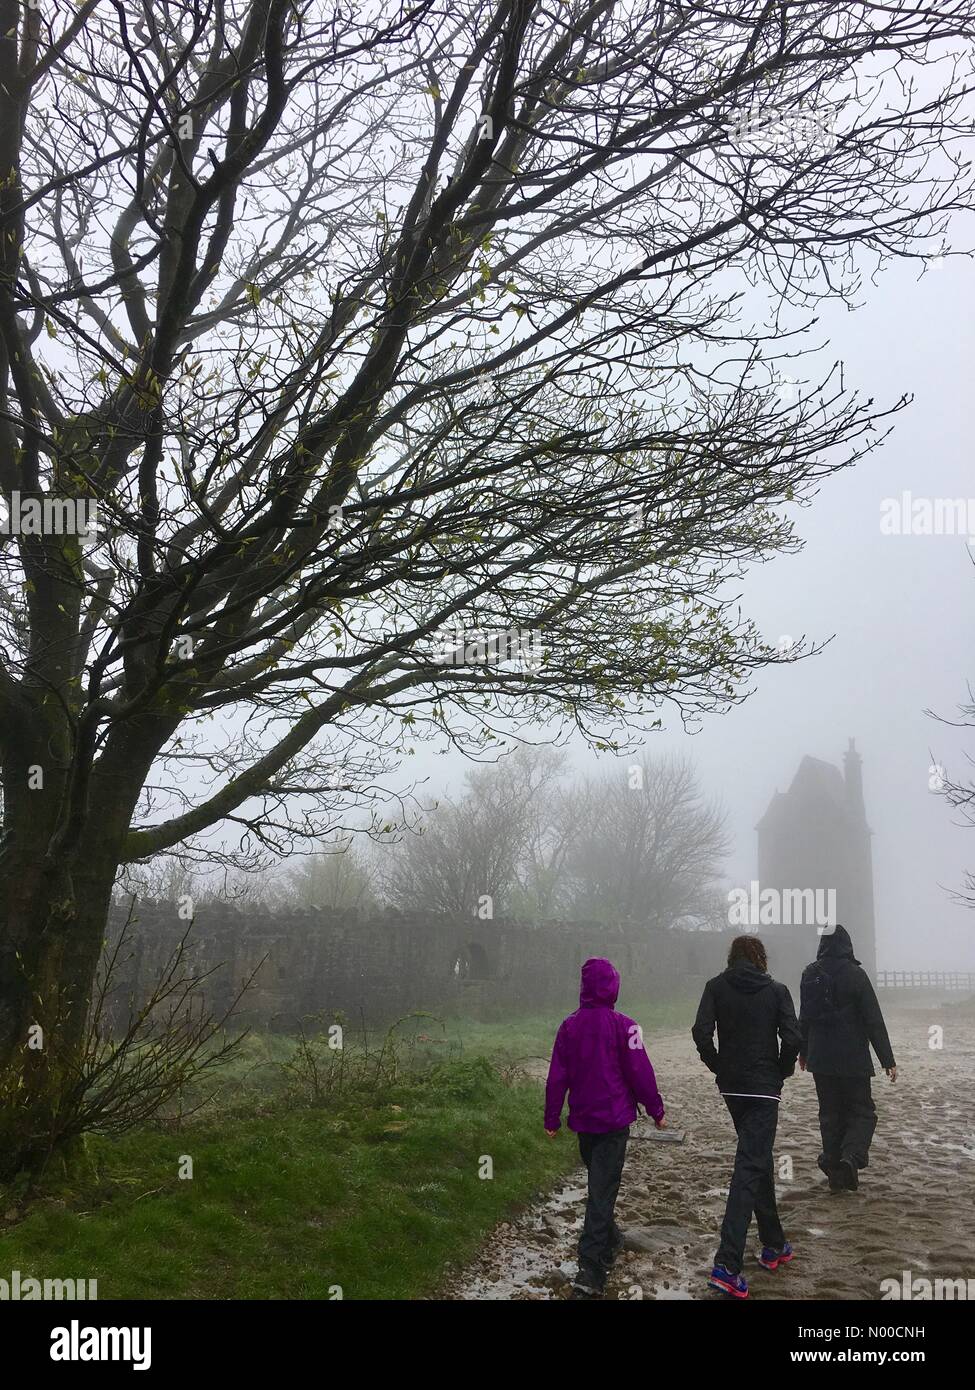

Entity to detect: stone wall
[104,900,817,1032]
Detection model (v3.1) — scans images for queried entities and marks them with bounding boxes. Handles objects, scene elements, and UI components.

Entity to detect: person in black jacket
[692,935,802,1300]
[799,924,896,1193]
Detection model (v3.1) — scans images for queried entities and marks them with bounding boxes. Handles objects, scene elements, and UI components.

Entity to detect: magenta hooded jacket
[544,958,665,1133]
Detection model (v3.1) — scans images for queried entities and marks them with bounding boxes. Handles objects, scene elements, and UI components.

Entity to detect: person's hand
[545,1129,559,1139]
[654,1116,667,1130]
[799,1056,807,1071]
[886,1066,897,1083]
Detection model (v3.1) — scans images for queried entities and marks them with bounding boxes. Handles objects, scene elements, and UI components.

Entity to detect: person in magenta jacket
[544,957,667,1297]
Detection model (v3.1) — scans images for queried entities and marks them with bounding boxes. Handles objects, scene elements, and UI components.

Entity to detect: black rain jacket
[692,962,801,1097]
[799,926,895,1077]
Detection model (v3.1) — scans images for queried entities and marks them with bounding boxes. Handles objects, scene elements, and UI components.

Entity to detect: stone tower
[755,739,877,990]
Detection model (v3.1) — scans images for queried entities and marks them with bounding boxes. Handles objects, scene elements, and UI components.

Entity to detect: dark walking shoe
[605,1230,625,1267]
[708,1265,748,1299]
[838,1156,859,1191]
[820,1153,847,1190]
[758,1241,794,1270]
[570,1277,603,1300]
[571,1261,605,1299]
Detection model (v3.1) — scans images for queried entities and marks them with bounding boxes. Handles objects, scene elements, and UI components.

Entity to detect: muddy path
[443,1009,975,1300]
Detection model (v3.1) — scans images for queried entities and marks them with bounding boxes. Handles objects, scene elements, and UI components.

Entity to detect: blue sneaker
[708,1265,748,1298]
[758,1241,794,1271]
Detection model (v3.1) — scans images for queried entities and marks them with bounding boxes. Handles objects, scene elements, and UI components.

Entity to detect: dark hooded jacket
[799,925,895,1077]
[692,962,801,1097]
[544,958,665,1133]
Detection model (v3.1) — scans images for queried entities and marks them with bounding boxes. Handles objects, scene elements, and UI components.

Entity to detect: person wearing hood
[692,934,802,1300]
[798,923,896,1193]
[544,957,667,1299]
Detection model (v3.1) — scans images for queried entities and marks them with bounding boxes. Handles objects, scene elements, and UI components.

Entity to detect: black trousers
[814,1074,877,1170]
[577,1127,629,1288]
[715,1097,785,1276]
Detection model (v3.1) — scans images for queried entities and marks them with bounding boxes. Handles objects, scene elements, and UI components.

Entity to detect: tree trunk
[0,841,119,1181]
[0,712,131,1181]
[0,701,174,1179]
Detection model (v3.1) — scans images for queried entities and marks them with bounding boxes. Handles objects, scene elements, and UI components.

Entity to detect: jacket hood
[723,962,773,994]
[816,923,860,965]
[579,957,620,1008]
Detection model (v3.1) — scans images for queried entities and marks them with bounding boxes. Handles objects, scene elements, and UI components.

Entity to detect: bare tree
[507,761,590,918]
[563,754,729,929]
[382,744,562,915]
[286,834,379,912]
[2,0,974,1173]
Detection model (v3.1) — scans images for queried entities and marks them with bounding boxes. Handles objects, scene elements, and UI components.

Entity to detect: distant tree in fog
[382,747,564,917]
[562,755,729,930]
[507,774,595,920]
[287,836,380,913]
[114,854,269,908]
[380,747,726,929]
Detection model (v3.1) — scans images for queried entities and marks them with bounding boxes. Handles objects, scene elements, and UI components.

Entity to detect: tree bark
[0,724,147,1179]
[0,829,121,1179]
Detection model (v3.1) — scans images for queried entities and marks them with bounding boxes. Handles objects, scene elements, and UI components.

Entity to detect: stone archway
[451,940,492,981]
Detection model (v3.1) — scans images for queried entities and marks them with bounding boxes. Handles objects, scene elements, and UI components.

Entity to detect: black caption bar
[4,1298,967,1374]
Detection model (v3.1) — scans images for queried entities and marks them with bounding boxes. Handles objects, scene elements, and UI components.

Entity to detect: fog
[403,253,975,971]
[8,1,975,1324]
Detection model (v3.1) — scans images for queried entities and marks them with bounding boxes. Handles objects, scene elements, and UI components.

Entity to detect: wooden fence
[876,970,975,991]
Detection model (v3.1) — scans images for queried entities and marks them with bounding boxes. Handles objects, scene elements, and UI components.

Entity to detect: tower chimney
[843,737,865,821]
